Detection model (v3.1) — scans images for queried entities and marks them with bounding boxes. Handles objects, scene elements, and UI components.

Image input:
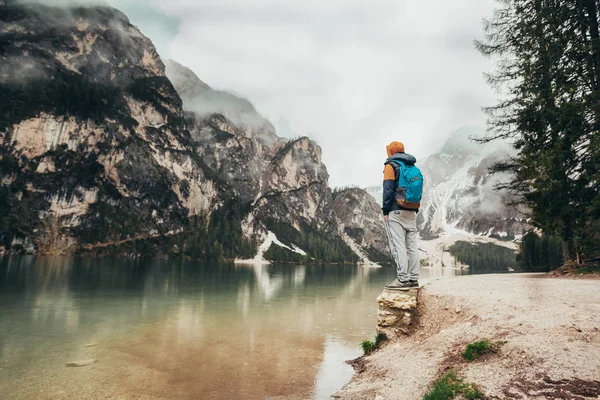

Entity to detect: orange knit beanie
[386,141,405,157]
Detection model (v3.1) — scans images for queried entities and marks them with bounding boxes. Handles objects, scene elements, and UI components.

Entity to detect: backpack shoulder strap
[386,160,404,187]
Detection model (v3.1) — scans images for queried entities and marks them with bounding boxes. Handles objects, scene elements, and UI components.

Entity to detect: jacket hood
[386,152,417,166]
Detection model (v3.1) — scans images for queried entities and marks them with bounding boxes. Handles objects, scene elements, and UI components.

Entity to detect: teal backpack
[389,160,423,210]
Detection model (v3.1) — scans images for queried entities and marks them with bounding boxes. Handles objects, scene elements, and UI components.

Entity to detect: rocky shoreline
[334,274,600,400]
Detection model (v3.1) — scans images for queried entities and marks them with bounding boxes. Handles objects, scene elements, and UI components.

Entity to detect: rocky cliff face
[0,3,356,263]
[167,60,283,203]
[0,4,216,253]
[165,60,285,205]
[164,59,354,262]
[244,137,338,237]
[332,188,391,265]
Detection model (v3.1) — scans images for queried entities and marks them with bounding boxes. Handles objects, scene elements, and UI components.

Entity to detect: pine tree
[477,0,600,263]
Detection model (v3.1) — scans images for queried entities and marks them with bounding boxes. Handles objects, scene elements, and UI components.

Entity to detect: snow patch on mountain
[234,231,306,265]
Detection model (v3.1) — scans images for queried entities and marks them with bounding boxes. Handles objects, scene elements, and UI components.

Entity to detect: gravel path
[334,273,600,400]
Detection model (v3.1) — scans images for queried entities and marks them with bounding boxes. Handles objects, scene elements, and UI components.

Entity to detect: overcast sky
[38,0,499,187]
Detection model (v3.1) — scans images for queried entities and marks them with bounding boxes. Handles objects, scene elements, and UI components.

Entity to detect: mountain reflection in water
[0,256,467,400]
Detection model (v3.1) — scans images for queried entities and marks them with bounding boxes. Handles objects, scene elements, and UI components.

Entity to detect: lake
[0,256,467,400]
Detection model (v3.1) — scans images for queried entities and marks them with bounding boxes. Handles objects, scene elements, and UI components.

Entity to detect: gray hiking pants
[385,210,419,282]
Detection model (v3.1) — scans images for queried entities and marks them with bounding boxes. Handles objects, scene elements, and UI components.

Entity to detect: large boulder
[376,290,418,339]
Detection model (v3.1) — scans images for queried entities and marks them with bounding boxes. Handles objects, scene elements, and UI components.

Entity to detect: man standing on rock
[382,141,422,291]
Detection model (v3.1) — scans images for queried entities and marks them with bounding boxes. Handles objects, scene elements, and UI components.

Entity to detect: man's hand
[383,215,388,223]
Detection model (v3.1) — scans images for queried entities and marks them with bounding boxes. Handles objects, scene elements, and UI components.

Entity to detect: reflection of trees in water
[0,257,387,329]
[0,255,151,293]
[0,256,377,299]
[0,256,80,331]
[0,258,392,341]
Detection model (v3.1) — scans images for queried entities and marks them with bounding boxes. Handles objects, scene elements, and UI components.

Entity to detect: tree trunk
[578,0,599,90]
[562,239,573,262]
[584,0,600,89]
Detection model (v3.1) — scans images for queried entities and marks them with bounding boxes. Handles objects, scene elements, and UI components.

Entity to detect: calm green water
[0,256,466,400]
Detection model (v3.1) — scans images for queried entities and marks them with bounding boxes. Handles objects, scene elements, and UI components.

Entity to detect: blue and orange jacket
[382,151,418,216]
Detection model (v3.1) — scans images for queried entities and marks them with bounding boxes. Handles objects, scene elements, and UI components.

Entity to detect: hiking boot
[409,280,419,288]
[385,279,412,291]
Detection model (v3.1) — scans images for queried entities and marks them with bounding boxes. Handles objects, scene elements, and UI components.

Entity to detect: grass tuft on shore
[423,370,485,400]
[462,340,493,361]
[360,333,388,355]
[462,340,504,362]
[360,339,375,354]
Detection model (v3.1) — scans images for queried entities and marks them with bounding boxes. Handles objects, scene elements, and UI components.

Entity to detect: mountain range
[0,2,526,265]
[0,2,368,263]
